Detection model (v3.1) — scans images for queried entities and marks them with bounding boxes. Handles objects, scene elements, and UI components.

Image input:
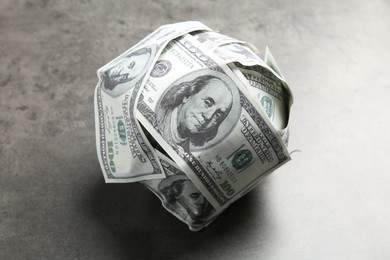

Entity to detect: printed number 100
[220,180,235,196]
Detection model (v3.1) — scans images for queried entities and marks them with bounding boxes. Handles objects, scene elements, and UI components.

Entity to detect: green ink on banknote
[231,149,253,170]
[117,120,127,143]
[107,140,116,172]
[260,96,274,119]
[219,180,235,196]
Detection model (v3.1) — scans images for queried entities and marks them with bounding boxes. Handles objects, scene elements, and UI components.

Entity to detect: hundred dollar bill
[211,42,292,143]
[264,46,285,80]
[214,42,266,67]
[230,63,291,131]
[101,21,213,72]
[142,151,218,231]
[192,31,244,51]
[94,22,213,182]
[136,34,290,210]
[262,46,293,144]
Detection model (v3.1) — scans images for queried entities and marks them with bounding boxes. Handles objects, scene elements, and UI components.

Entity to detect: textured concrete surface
[1,0,390,259]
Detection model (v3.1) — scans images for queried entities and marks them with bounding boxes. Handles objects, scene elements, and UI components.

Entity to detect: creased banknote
[94,22,212,182]
[94,21,293,230]
[210,41,293,143]
[136,34,290,210]
[142,151,218,231]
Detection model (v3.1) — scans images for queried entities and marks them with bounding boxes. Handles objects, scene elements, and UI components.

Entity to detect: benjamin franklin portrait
[155,70,241,152]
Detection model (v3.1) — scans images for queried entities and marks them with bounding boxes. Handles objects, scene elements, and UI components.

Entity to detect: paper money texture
[94,21,293,231]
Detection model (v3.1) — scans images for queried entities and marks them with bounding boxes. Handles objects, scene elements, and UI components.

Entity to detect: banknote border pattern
[138,36,289,206]
[122,75,163,177]
[235,63,292,101]
[238,90,289,161]
[96,85,114,178]
[179,36,289,199]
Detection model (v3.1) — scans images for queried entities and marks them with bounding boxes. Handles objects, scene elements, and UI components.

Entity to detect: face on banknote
[143,152,216,231]
[94,22,213,183]
[100,46,156,97]
[137,34,290,210]
[94,21,293,230]
[153,70,241,152]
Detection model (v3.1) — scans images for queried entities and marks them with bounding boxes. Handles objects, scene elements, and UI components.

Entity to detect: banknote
[214,42,266,67]
[94,22,213,182]
[142,151,217,231]
[136,34,290,210]
[210,42,292,144]
[192,31,244,51]
[213,43,286,81]
[231,63,291,131]
[99,21,213,73]
[264,46,285,80]
[262,46,292,144]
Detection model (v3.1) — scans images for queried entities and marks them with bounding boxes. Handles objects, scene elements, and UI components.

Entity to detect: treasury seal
[151,60,172,78]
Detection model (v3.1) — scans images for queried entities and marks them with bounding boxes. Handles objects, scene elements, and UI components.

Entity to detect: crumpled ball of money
[94,21,293,231]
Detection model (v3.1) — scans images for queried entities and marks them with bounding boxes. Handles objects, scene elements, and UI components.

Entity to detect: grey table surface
[1,0,390,259]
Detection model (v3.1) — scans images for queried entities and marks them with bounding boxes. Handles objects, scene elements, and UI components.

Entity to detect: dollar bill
[142,151,217,231]
[99,21,213,72]
[192,31,244,51]
[94,22,213,182]
[214,42,266,67]
[211,42,293,144]
[264,46,285,80]
[136,34,290,210]
[262,46,292,145]
[231,63,290,131]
